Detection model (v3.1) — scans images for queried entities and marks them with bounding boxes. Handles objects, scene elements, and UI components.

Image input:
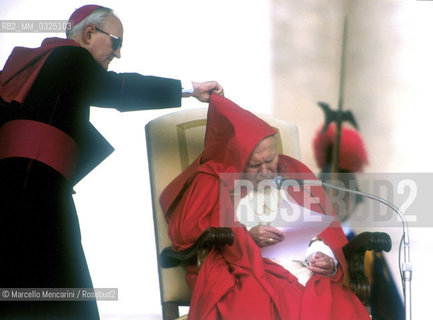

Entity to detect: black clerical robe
[0,38,181,319]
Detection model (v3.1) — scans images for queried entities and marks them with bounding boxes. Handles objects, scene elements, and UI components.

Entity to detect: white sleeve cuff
[181,80,194,97]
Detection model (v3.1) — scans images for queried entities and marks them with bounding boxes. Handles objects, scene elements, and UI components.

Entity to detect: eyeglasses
[94,27,122,51]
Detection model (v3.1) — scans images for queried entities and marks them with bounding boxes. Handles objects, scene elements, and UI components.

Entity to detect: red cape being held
[160,95,370,320]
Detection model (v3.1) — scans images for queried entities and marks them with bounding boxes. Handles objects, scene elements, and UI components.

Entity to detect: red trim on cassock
[0,38,80,104]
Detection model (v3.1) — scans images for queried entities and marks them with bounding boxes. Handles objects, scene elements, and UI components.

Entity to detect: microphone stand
[300,179,412,320]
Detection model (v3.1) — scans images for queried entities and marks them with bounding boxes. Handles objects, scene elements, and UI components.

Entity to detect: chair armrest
[160,227,234,269]
[342,232,392,304]
[196,227,234,269]
[196,227,235,249]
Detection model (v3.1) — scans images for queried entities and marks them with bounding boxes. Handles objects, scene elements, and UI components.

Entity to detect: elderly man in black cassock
[0,4,223,319]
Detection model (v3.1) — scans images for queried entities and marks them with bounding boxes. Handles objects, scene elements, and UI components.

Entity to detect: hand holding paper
[260,199,335,265]
[249,225,285,248]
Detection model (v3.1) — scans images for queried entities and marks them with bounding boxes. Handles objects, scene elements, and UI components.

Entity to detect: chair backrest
[145,107,301,313]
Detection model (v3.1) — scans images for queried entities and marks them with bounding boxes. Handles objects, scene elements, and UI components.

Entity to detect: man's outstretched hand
[192,81,224,102]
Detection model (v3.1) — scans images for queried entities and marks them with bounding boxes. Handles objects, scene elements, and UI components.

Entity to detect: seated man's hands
[249,225,284,248]
[192,81,224,102]
[307,251,336,277]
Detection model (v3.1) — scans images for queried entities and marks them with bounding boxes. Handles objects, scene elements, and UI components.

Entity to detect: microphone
[272,176,309,190]
[273,175,412,320]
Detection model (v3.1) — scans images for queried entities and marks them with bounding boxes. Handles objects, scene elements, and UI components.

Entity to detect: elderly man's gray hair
[66,7,114,40]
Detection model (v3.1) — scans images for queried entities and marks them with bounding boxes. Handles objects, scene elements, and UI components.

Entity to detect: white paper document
[260,199,335,265]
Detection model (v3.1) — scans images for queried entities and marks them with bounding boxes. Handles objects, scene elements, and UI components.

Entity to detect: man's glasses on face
[94,27,122,51]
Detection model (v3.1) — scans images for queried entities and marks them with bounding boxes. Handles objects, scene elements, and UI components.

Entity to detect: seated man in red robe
[160,95,370,320]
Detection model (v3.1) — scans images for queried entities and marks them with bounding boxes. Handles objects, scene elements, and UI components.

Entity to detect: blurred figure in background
[313,123,404,320]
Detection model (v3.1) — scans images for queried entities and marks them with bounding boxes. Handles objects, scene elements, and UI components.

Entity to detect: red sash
[0,120,79,180]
